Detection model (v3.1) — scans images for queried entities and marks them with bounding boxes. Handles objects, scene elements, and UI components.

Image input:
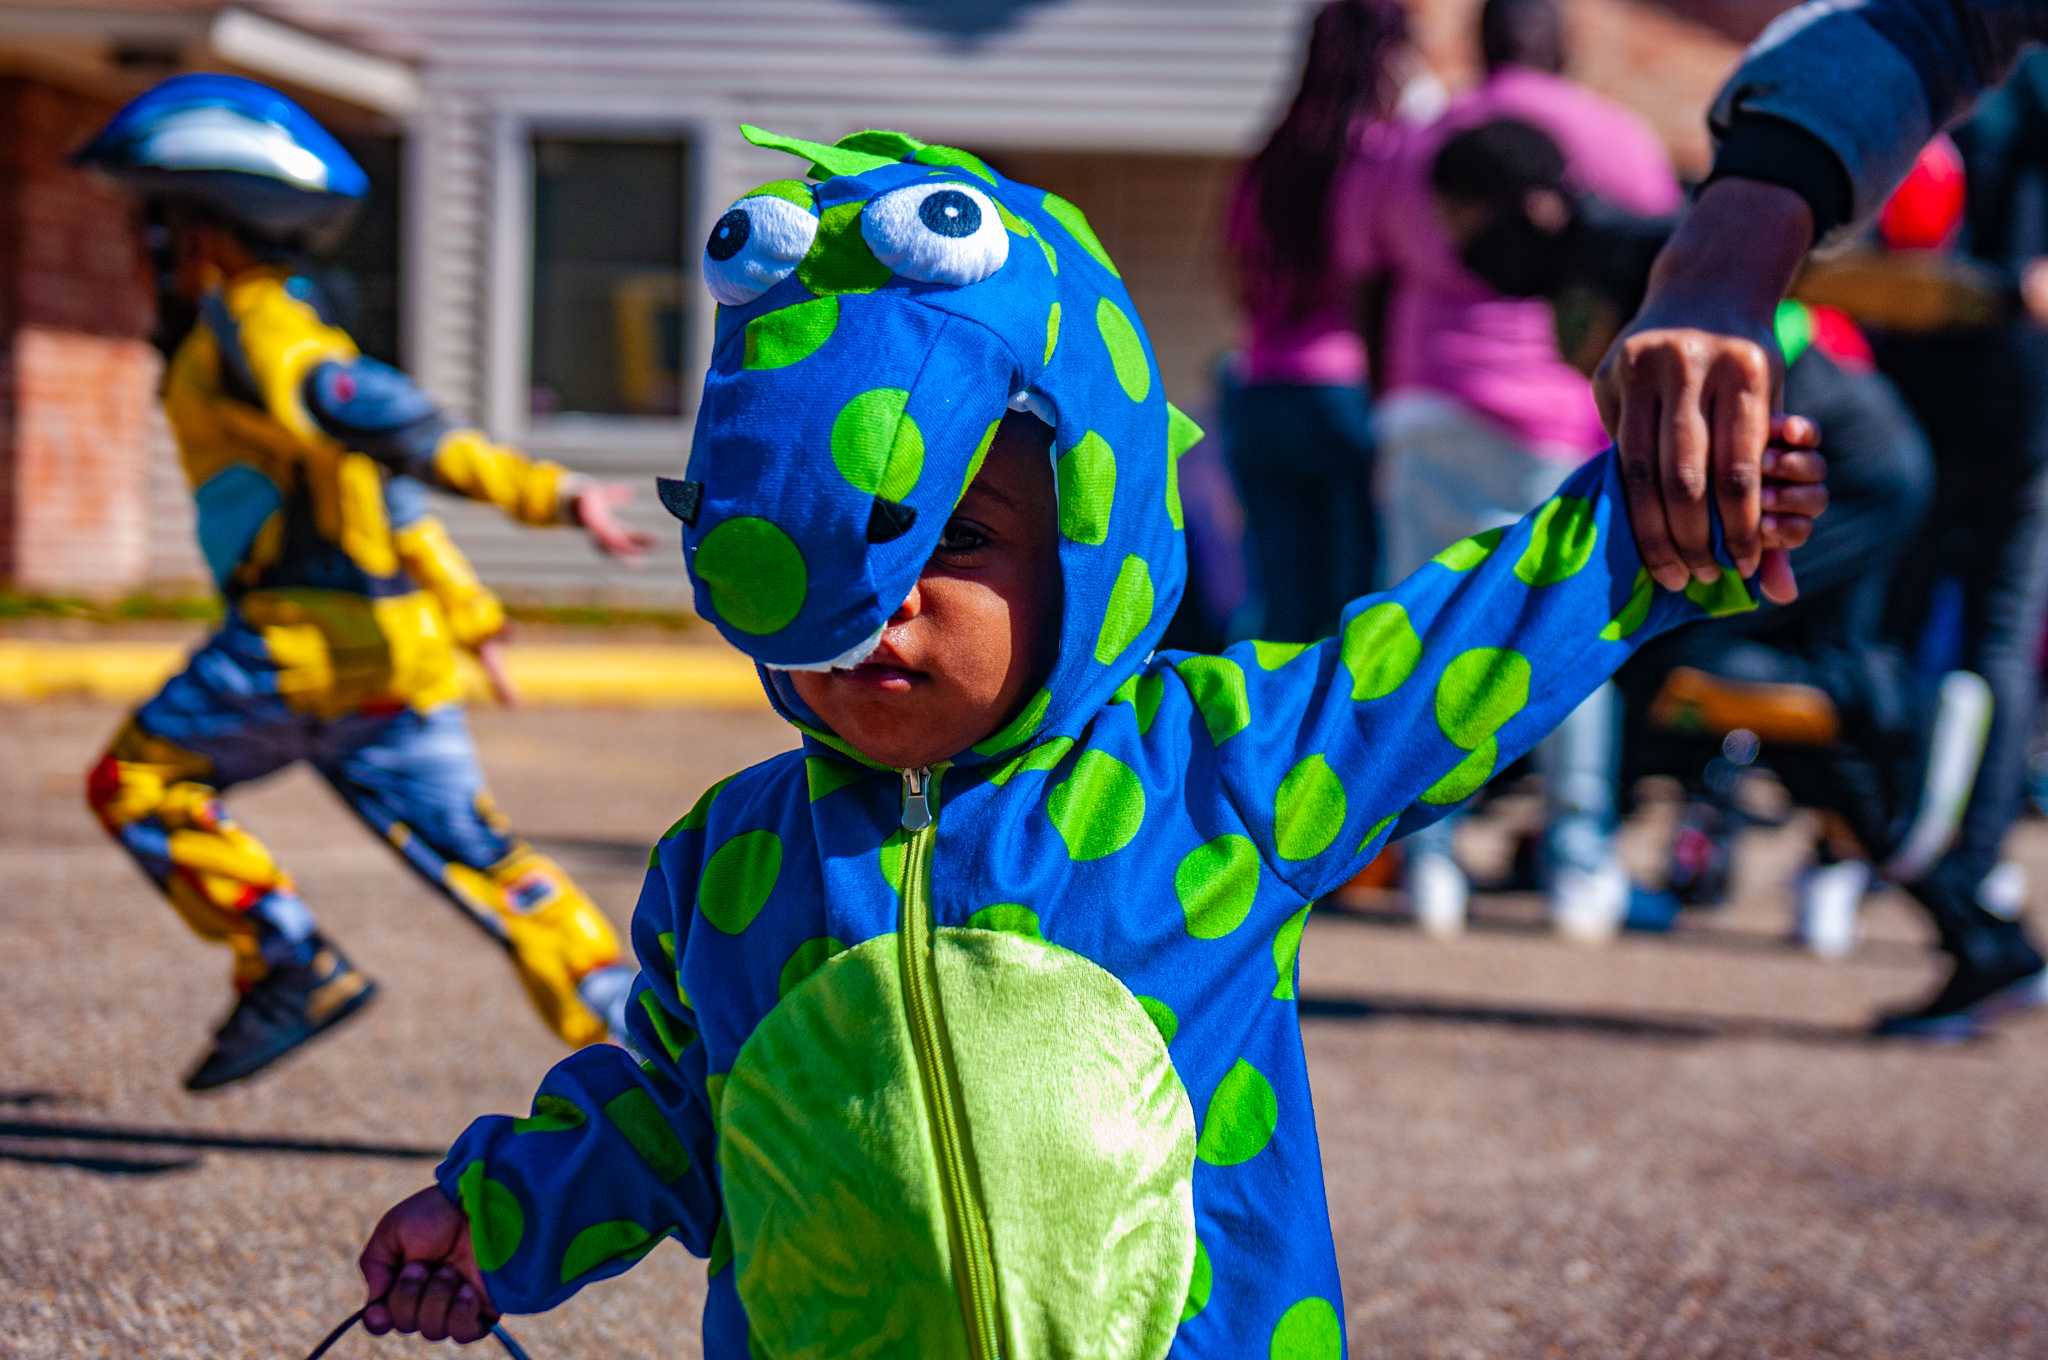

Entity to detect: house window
[528,135,689,420]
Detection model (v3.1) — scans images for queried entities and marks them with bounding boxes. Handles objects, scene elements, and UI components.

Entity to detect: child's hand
[1755,414,1829,605]
[360,1185,497,1344]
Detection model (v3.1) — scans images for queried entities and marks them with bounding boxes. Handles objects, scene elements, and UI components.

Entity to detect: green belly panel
[720,928,1197,1359]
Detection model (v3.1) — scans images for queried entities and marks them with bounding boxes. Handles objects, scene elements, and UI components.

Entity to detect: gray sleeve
[1711,0,2048,233]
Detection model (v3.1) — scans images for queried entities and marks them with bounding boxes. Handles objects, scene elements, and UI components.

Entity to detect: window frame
[485,96,722,454]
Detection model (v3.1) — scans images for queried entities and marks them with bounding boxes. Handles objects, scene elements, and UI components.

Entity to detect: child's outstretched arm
[358,841,720,1331]
[1178,428,1823,905]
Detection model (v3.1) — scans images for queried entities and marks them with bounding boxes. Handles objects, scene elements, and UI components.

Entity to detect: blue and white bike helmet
[72,73,368,248]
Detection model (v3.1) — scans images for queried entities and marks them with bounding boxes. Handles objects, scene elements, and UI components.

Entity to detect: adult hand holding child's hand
[360,1185,498,1344]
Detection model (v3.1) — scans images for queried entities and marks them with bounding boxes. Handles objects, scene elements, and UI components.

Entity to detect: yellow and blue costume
[72,75,630,1067]
[87,264,626,1047]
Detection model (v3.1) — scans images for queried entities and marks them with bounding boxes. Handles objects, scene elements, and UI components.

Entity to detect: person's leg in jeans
[1880,446,2048,1034]
[1223,381,1376,644]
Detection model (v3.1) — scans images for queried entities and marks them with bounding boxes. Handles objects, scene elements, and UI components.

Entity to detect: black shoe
[185,942,377,1091]
[1873,939,2047,1043]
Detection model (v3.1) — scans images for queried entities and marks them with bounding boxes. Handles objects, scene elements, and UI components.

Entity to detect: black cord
[300,1307,531,1358]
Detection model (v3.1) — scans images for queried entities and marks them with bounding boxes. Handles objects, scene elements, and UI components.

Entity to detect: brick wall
[0,77,165,594]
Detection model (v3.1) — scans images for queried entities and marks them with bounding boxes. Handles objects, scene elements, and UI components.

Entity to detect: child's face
[790,414,1060,771]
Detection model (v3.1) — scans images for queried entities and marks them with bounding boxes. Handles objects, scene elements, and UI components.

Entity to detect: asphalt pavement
[5,701,2045,1359]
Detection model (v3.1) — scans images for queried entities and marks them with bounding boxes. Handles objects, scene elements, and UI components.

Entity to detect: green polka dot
[1271,904,1310,1001]
[513,1093,586,1134]
[1094,555,1154,665]
[830,387,925,502]
[805,755,863,802]
[1435,525,1505,571]
[1110,673,1139,706]
[705,1072,727,1121]
[605,1087,692,1182]
[880,826,909,896]
[960,418,1001,504]
[1685,571,1759,618]
[1341,601,1421,701]
[744,177,812,208]
[1358,812,1396,855]
[1134,671,1165,734]
[1041,191,1119,275]
[967,902,1042,936]
[988,736,1074,788]
[1422,741,1498,807]
[778,936,846,997]
[1196,1059,1278,1166]
[1175,834,1260,939]
[1252,639,1311,671]
[973,685,1051,756]
[560,1219,658,1285]
[1270,1296,1341,1359]
[796,201,891,295]
[1600,568,1654,641]
[1056,430,1117,545]
[698,828,783,934]
[638,989,695,1061]
[1096,296,1151,402]
[1181,1237,1212,1321]
[1274,754,1347,861]
[1436,646,1531,748]
[695,518,806,636]
[743,294,838,370]
[1047,749,1146,861]
[1044,301,1061,366]
[913,144,998,185]
[1176,655,1251,745]
[1516,496,1599,585]
[456,1160,524,1272]
[657,932,677,965]
[1138,995,1178,1045]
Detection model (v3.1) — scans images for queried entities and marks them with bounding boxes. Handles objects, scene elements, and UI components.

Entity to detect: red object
[1879,134,1966,251]
[1808,305,1875,373]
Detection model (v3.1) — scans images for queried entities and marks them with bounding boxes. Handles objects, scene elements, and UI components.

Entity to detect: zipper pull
[901,767,932,832]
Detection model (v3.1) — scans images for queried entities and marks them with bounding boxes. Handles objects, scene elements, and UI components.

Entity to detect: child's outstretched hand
[1753,413,1828,605]
[360,1186,498,1344]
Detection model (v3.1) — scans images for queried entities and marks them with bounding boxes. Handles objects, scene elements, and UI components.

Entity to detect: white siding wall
[246,0,1318,602]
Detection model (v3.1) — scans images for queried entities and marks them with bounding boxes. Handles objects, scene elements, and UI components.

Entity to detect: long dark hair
[1230,0,1411,315]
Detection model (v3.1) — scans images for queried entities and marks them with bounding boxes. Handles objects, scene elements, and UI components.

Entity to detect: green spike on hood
[741,124,901,180]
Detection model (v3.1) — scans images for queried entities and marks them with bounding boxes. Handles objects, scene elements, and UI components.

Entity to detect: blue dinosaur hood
[672,126,1202,768]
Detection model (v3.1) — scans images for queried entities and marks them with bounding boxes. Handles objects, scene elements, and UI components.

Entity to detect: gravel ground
[4,702,2045,1359]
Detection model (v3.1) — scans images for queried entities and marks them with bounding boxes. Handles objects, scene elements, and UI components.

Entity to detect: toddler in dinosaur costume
[358,125,1826,1357]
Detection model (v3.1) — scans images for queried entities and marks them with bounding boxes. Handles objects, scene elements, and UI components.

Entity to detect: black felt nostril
[655,477,703,525]
[867,497,918,543]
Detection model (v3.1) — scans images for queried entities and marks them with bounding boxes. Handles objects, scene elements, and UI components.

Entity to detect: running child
[74,76,651,1091]
[358,125,1826,1355]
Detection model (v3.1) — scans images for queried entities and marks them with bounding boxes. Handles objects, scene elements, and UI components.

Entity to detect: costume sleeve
[393,514,507,649]
[1183,450,1756,903]
[1709,0,2048,236]
[299,356,578,527]
[434,841,721,1315]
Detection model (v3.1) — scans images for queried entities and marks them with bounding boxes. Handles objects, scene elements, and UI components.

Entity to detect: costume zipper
[897,766,1002,1359]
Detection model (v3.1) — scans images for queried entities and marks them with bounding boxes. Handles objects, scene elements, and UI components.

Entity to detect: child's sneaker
[1405,848,1469,939]
[1547,815,1626,944]
[1873,943,2048,1042]
[185,939,376,1091]
[1795,857,1873,960]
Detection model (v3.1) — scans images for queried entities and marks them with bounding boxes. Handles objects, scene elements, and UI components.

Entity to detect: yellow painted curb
[0,639,769,710]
